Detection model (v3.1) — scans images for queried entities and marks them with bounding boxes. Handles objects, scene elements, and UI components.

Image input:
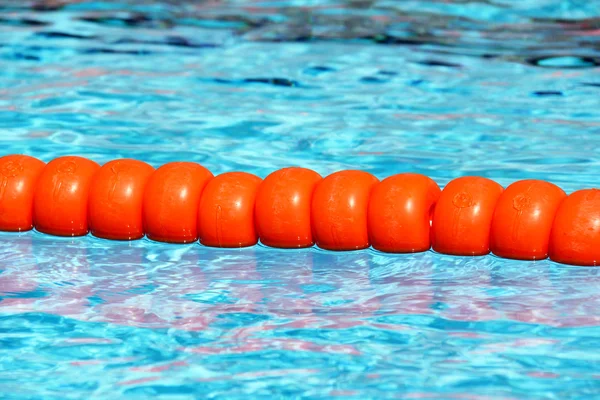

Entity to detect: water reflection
[2,233,600,397]
[3,233,600,331]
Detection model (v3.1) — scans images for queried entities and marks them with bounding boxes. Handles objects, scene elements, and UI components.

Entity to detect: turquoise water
[1,1,600,398]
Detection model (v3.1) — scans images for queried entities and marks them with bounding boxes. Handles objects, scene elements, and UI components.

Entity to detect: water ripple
[1,1,600,399]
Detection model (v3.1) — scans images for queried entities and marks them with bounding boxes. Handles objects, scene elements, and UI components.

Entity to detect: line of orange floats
[0,154,598,266]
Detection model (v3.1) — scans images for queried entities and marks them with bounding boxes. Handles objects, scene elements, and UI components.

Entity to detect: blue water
[1,1,600,398]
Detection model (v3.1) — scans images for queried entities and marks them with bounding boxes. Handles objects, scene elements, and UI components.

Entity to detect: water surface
[1,1,600,398]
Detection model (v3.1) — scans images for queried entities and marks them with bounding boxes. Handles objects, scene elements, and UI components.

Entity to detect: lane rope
[0,155,598,266]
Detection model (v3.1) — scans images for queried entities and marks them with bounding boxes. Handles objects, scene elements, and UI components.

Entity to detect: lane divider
[0,154,598,266]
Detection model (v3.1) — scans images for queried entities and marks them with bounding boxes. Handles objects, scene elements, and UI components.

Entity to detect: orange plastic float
[311,170,379,251]
[198,172,262,248]
[143,162,213,243]
[2,155,600,267]
[255,167,322,248]
[0,155,45,232]
[431,176,503,256]
[88,159,155,240]
[549,189,600,266]
[368,173,441,253]
[490,180,566,260]
[33,156,100,236]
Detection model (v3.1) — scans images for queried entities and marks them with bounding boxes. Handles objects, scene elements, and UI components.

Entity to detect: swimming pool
[1,0,600,398]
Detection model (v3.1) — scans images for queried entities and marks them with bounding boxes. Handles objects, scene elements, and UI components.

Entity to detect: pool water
[1,1,600,398]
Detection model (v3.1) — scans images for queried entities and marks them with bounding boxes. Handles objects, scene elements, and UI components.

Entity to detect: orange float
[33,156,100,236]
[490,180,566,260]
[198,172,262,248]
[368,173,441,253]
[431,176,503,256]
[311,170,379,251]
[88,159,155,240]
[4,154,600,267]
[0,155,45,231]
[255,167,322,248]
[549,189,600,266]
[143,162,213,243]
